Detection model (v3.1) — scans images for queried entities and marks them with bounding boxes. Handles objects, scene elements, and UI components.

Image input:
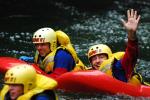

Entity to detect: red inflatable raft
[0,57,150,97]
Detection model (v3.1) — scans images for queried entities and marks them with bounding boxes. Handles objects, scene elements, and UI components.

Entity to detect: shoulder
[55,49,73,59]
[56,49,70,55]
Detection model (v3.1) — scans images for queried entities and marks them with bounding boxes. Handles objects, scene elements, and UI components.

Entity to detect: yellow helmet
[32,27,57,51]
[88,44,112,60]
[4,64,36,93]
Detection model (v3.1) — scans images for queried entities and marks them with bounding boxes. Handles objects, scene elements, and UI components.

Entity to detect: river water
[0,0,150,99]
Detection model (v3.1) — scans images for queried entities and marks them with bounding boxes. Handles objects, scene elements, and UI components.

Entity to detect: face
[35,43,51,57]
[90,54,108,70]
[9,84,24,100]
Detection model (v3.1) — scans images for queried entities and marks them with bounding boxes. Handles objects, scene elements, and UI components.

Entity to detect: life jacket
[98,52,124,76]
[98,52,142,85]
[34,30,87,73]
[0,74,58,100]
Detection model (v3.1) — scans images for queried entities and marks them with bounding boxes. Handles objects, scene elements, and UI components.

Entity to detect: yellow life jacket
[128,74,142,86]
[34,30,87,73]
[0,74,57,100]
[98,52,142,85]
[98,52,125,76]
[128,68,143,86]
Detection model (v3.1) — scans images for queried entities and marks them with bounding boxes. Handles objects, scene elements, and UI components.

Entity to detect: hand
[19,56,34,63]
[121,9,141,40]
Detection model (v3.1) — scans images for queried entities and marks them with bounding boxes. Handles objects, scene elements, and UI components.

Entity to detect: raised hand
[121,9,141,40]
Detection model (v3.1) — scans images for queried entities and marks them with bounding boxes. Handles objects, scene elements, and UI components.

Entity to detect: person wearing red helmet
[87,9,141,84]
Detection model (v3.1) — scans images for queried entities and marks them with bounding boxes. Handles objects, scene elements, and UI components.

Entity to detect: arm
[121,9,141,79]
[121,39,138,79]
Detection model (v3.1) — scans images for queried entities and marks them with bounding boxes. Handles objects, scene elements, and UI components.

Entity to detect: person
[20,28,87,78]
[87,9,141,84]
[0,64,57,100]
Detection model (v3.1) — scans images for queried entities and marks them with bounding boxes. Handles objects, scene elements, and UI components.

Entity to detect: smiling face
[32,28,57,53]
[35,43,51,57]
[90,54,108,70]
[9,84,24,100]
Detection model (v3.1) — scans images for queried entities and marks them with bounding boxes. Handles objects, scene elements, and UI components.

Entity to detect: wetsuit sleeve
[121,39,138,79]
[48,50,75,78]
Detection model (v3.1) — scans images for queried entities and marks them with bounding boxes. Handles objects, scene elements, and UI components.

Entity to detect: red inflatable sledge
[57,70,150,97]
[0,57,26,73]
[0,57,48,75]
[0,57,150,97]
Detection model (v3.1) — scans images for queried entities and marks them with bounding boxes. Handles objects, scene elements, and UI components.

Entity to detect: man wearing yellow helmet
[0,64,57,100]
[88,9,140,82]
[20,28,86,78]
